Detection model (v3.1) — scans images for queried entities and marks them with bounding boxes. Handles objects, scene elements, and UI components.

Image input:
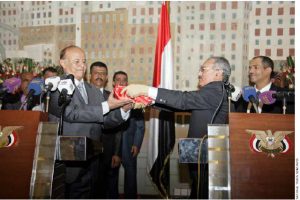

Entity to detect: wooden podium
[0,110,48,198]
[229,113,294,199]
[0,110,102,198]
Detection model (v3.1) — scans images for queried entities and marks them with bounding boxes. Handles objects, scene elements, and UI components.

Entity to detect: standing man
[90,61,122,198]
[48,45,132,198]
[235,56,294,114]
[122,57,231,199]
[113,71,145,199]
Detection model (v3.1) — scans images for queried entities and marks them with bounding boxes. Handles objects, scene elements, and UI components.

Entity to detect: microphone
[44,76,61,112]
[258,90,276,105]
[57,74,75,136]
[258,90,295,105]
[0,77,21,94]
[258,90,294,115]
[57,76,75,106]
[44,76,61,92]
[242,86,259,113]
[27,78,44,96]
[231,85,242,102]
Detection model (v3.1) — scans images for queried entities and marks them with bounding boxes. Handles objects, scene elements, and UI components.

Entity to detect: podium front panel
[0,110,47,198]
[229,113,294,199]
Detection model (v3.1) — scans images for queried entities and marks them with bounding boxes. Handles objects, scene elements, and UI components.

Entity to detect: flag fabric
[148,2,175,198]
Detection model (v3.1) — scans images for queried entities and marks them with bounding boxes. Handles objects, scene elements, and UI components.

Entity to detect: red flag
[148,2,175,198]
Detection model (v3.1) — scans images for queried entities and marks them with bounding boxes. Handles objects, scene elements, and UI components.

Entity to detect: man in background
[90,61,122,198]
[42,66,58,79]
[234,56,294,114]
[2,72,34,110]
[113,71,145,199]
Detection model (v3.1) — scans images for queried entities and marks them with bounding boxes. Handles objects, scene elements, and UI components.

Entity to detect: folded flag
[113,85,153,106]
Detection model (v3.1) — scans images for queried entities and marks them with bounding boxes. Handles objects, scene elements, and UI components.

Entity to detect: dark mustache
[96,78,104,81]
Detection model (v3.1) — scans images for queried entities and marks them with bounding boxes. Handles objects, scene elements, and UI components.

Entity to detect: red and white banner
[148,2,175,197]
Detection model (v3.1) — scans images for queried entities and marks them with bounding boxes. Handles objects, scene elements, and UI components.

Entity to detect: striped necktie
[77,82,88,104]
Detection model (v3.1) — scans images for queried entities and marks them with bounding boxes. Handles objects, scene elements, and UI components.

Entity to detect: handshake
[114,84,152,109]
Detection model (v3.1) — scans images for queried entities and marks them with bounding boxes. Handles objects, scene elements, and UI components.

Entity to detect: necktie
[256,91,261,99]
[77,82,88,104]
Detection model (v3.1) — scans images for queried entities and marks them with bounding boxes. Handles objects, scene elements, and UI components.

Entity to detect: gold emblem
[246,129,293,157]
[0,126,23,148]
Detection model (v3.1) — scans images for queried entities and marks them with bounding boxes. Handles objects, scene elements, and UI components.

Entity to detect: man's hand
[131,145,140,157]
[107,92,133,110]
[122,102,133,112]
[121,84,149,98]
[111,155,121,168]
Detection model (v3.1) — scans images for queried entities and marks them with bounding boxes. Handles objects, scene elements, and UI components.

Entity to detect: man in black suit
[234,56,294,114]
[90,61,122,198]
[113,71,145,199]
[48,45,132,198]
[122,57,231,199]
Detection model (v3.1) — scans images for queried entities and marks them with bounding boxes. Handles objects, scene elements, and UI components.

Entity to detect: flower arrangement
[0,58,60,83]
[280,56,295,89]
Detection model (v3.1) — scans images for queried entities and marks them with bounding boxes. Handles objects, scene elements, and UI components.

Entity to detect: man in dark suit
[113,71,145,199]
[89,61,122,198]
[48,45,132,198]
[122,57,231,199]
[234,56,294,114]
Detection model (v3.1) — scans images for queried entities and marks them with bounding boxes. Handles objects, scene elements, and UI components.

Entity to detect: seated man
[2,72,34,110]
[234,56,294,114]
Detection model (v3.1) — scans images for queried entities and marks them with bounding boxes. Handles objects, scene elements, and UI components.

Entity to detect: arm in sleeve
[114,131,122,156]
[133,110,145,149]
[155,87,222,110]
[49,90,105,123]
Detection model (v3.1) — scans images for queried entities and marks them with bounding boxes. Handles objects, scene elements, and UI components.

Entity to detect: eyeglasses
[199,66,220,73]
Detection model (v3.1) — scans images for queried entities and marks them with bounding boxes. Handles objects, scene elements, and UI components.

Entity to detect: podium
[0,110,102,198]
[0,110,48,198]
[208,113,294,199]
[229,113,294,199]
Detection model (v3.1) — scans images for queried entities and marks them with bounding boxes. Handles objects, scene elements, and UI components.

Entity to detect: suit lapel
[74,86,86,104]
[103,90,110,101]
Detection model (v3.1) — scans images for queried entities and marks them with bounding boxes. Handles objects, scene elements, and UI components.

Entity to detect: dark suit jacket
[101,89,122,158]
[121,109,145,150]
[234,83,294,114]
[155,81,228,138]
[48,80,125,183]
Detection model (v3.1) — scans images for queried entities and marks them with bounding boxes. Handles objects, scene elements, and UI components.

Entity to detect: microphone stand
[282,96,286,115]
[252,102,259,113]
[224,82,234,113]
[58,98,71,136]
[56,94,72,160]
[45,91,50,113]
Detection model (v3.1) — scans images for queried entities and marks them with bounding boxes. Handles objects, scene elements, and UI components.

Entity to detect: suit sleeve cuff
[102,101,109,115]
[148,87,158,101]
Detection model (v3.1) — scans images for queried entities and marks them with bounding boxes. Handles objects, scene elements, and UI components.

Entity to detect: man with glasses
[48,45,133,198]
[122,57,231,199]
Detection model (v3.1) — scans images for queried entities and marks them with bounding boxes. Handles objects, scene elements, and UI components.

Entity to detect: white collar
[74,79,84,87]
[255,82,272,93]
